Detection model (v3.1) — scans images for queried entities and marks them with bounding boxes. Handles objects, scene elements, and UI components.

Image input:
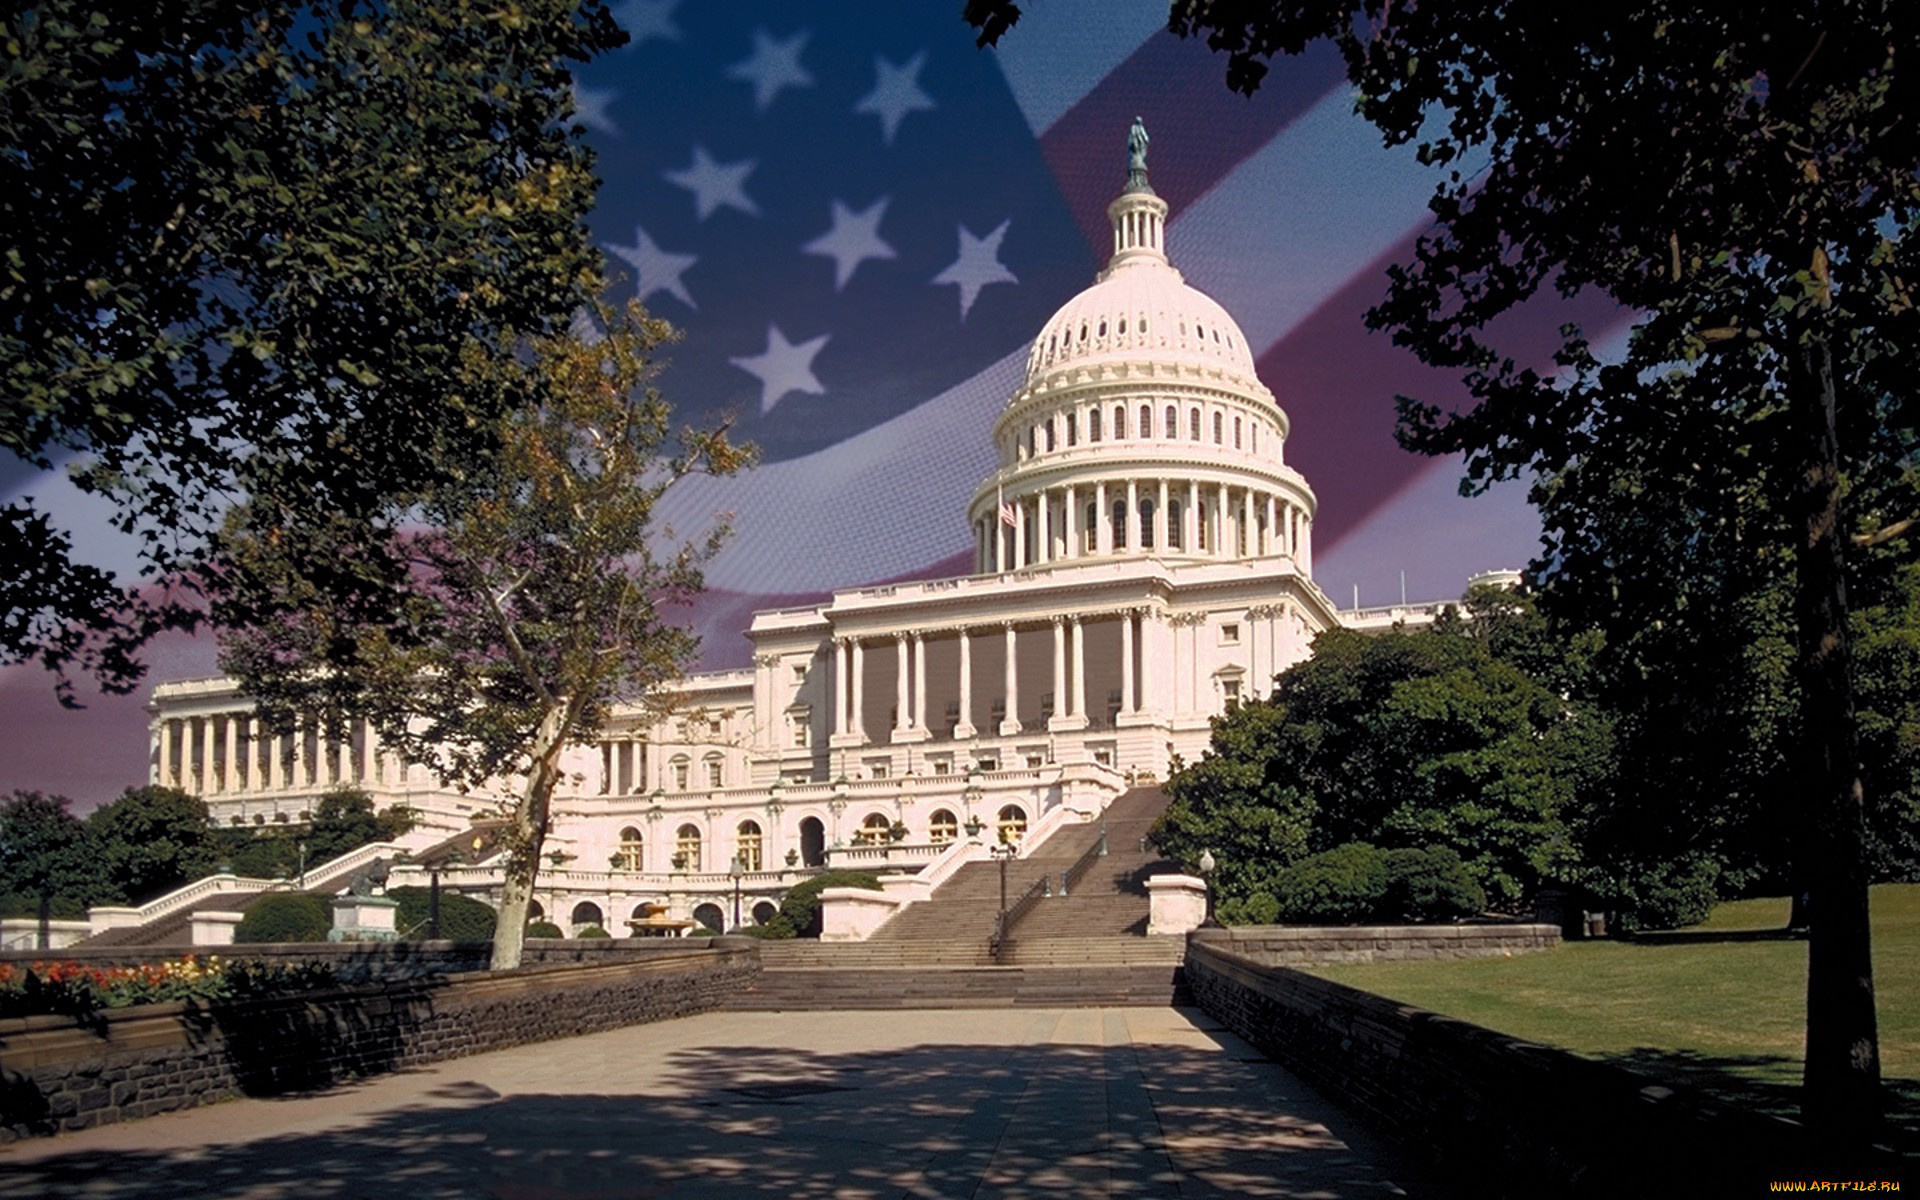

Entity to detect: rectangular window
[707,760,723,788]
[1221,623,1240,645]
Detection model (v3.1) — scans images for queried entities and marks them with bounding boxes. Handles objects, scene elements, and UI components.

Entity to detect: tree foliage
[1,0,624,699]
[86,785,220,905]
[217,300,749,969]
[0,791,105,945]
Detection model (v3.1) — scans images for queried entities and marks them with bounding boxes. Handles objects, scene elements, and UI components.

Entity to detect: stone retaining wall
[1199,921,1560,965]
[1184,936,1870,1195]
[0,940,758,1142]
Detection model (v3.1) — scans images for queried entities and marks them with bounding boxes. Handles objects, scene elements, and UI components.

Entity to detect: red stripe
[1039,34,1348,259]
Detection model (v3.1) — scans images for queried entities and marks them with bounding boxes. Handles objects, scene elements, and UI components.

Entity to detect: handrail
[1062,822,1109,894]
[989,874,1048,962]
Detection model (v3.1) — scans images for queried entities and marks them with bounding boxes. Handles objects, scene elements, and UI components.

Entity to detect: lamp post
[1197,849,1219,929]
[426,849,467,940]
[296,839,308,891]
[990,842,1018,944]
[729,855,745,932]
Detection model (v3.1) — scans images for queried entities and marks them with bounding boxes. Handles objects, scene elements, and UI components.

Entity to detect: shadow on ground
[1598,1047,1920,1155]
[0,1032,1431,1200]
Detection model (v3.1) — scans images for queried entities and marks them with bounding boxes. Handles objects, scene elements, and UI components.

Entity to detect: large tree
[0,791,104,947]
[86,785,221,905]
[217,300,748,969]
[2,0,623,700]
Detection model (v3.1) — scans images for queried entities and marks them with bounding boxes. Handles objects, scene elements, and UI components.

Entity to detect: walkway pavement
[0,1007,1439,1199]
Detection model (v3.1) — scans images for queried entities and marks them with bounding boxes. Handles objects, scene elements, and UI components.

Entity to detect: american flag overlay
[1,1,1578,805]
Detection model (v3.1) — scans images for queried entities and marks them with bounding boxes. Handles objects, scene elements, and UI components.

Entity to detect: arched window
[1113,405,1126,438]
[997,804,1028,845]
[616,826,644,871]
[1089,407,1102,442]
[1118,316,1128,335]
[570,901,604,932]
[929,809,958,845]
[1168,499,1184,549]
[1140,498,1156,549]
[675,823,702,872]
[1085,501,1098,552]
[692,902,725,934]
[751,900,779,925]
[736,819,763,872]
[1097,318,1107,338]
[1140,404,1152,437]
[1190,407,1202,440]
[1044,420,1056,452]
[1252,425,1258,453]
[528,900,544,921]
[856,812,892,845]
[1213,412,1224,444]
[1112,499,1128,549]
[1198,502,1209,551]
[1048,333,1057,360]
[1165,405,1176,439]
[1067,413,1078,445]
[1234,416,1243,449]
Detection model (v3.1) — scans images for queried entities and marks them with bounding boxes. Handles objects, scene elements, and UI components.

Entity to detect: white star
[932,219,1018,320]
[804,197,897,291]
[727,28,814,112]
[731,325,829,415]
[614,0,681,47]
[663,146,759,222]
[571,81,619,135]
[607,225,697,310]
[853,51,936,145]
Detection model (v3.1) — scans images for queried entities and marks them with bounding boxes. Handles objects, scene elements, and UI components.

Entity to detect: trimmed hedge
[1269,843,1484,925]
[526,921,565,939]
[775,870,883,938]
[234,893,332,943]
[389,887,498,941]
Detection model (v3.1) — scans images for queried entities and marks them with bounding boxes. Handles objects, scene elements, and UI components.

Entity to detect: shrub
[1217,891,1280,925]
[1273,843,1389,924]
[526,920,565,939]
[1383,847,1486,921]
[775,870,883,937]
[234,893,332,943]
[576,925,610,939]
[687,925,721,938]
[1613,855,1721,931]
[731,915,798,939]
[389,887,498,941]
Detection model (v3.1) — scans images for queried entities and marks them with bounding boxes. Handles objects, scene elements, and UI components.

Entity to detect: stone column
[1126,479,1139,550]
[1095,482,1110,554]
[894,633,910,732]
[1012,496,1026,568]
[1070,617,1086,718]
[1037,490,1051,565]
[913,632,928,732]
[1000,623,1021,734]
[1051,618,1066,723]
[1218,482,1231,557]
[834,640,849,737]
[1138,609,1155,712]
[1157,478,1170,549]
[1187,481,1200,552]
[1266,493,1279,557]
[1064,484,1079,558]
[1242,489,1255,557]
[1120,611,1136,715]
[955,628,975,739]
[198,717,215,794]
[851,640,866,740]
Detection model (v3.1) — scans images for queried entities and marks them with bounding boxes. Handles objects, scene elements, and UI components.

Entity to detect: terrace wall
[0,940,757,1142]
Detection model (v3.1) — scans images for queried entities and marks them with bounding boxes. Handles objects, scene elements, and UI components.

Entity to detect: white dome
[1024,258,1258,386]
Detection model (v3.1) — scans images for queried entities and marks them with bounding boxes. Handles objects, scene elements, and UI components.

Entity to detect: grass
[1308,884,1920,1144]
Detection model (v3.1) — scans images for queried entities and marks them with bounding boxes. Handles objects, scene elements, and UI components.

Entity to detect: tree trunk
[1788,328,1881,1143]
[488,708,568,971]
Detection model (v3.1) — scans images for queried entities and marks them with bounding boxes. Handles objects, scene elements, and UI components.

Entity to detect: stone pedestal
[189,910,245,946]
[1146,873,1207,936]
[330,895,399,942]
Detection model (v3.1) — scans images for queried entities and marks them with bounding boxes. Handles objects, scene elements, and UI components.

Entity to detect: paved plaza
[0,1006,1435,1199]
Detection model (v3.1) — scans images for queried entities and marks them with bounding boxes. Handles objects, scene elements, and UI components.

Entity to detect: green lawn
[1309,884,1920,1144]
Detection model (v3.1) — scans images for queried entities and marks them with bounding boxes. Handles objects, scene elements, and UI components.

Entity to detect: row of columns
[831,611,1153,742]
[977,480,1308,573]
[153,714,404,795]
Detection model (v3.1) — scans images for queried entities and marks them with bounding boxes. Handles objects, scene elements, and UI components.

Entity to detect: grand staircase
[727,786,1190,1010]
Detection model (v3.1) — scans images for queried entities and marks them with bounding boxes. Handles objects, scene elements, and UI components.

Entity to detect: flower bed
[0,956,336,1020]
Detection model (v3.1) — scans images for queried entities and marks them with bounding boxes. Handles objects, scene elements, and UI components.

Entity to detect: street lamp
[1197,849,1219,929]
[989,842,1018,945]
[728,855,745,932]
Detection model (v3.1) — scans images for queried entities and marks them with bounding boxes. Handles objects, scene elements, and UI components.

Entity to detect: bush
[1217,891,1280,925]
[526,920,565,939]
[1612,855,1721,931]
[235,893,332,943]
[775,870,883,937]
[1383,847,1486,921]
[687,925,720,938]
[389,887,498,941]
[1273,843,1389,924]
[576,925,610,939]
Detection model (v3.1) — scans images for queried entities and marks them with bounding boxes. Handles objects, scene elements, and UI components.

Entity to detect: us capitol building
[137,129,1479,937]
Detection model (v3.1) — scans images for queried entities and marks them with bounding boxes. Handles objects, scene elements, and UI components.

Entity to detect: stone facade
[0,942,756,1142]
